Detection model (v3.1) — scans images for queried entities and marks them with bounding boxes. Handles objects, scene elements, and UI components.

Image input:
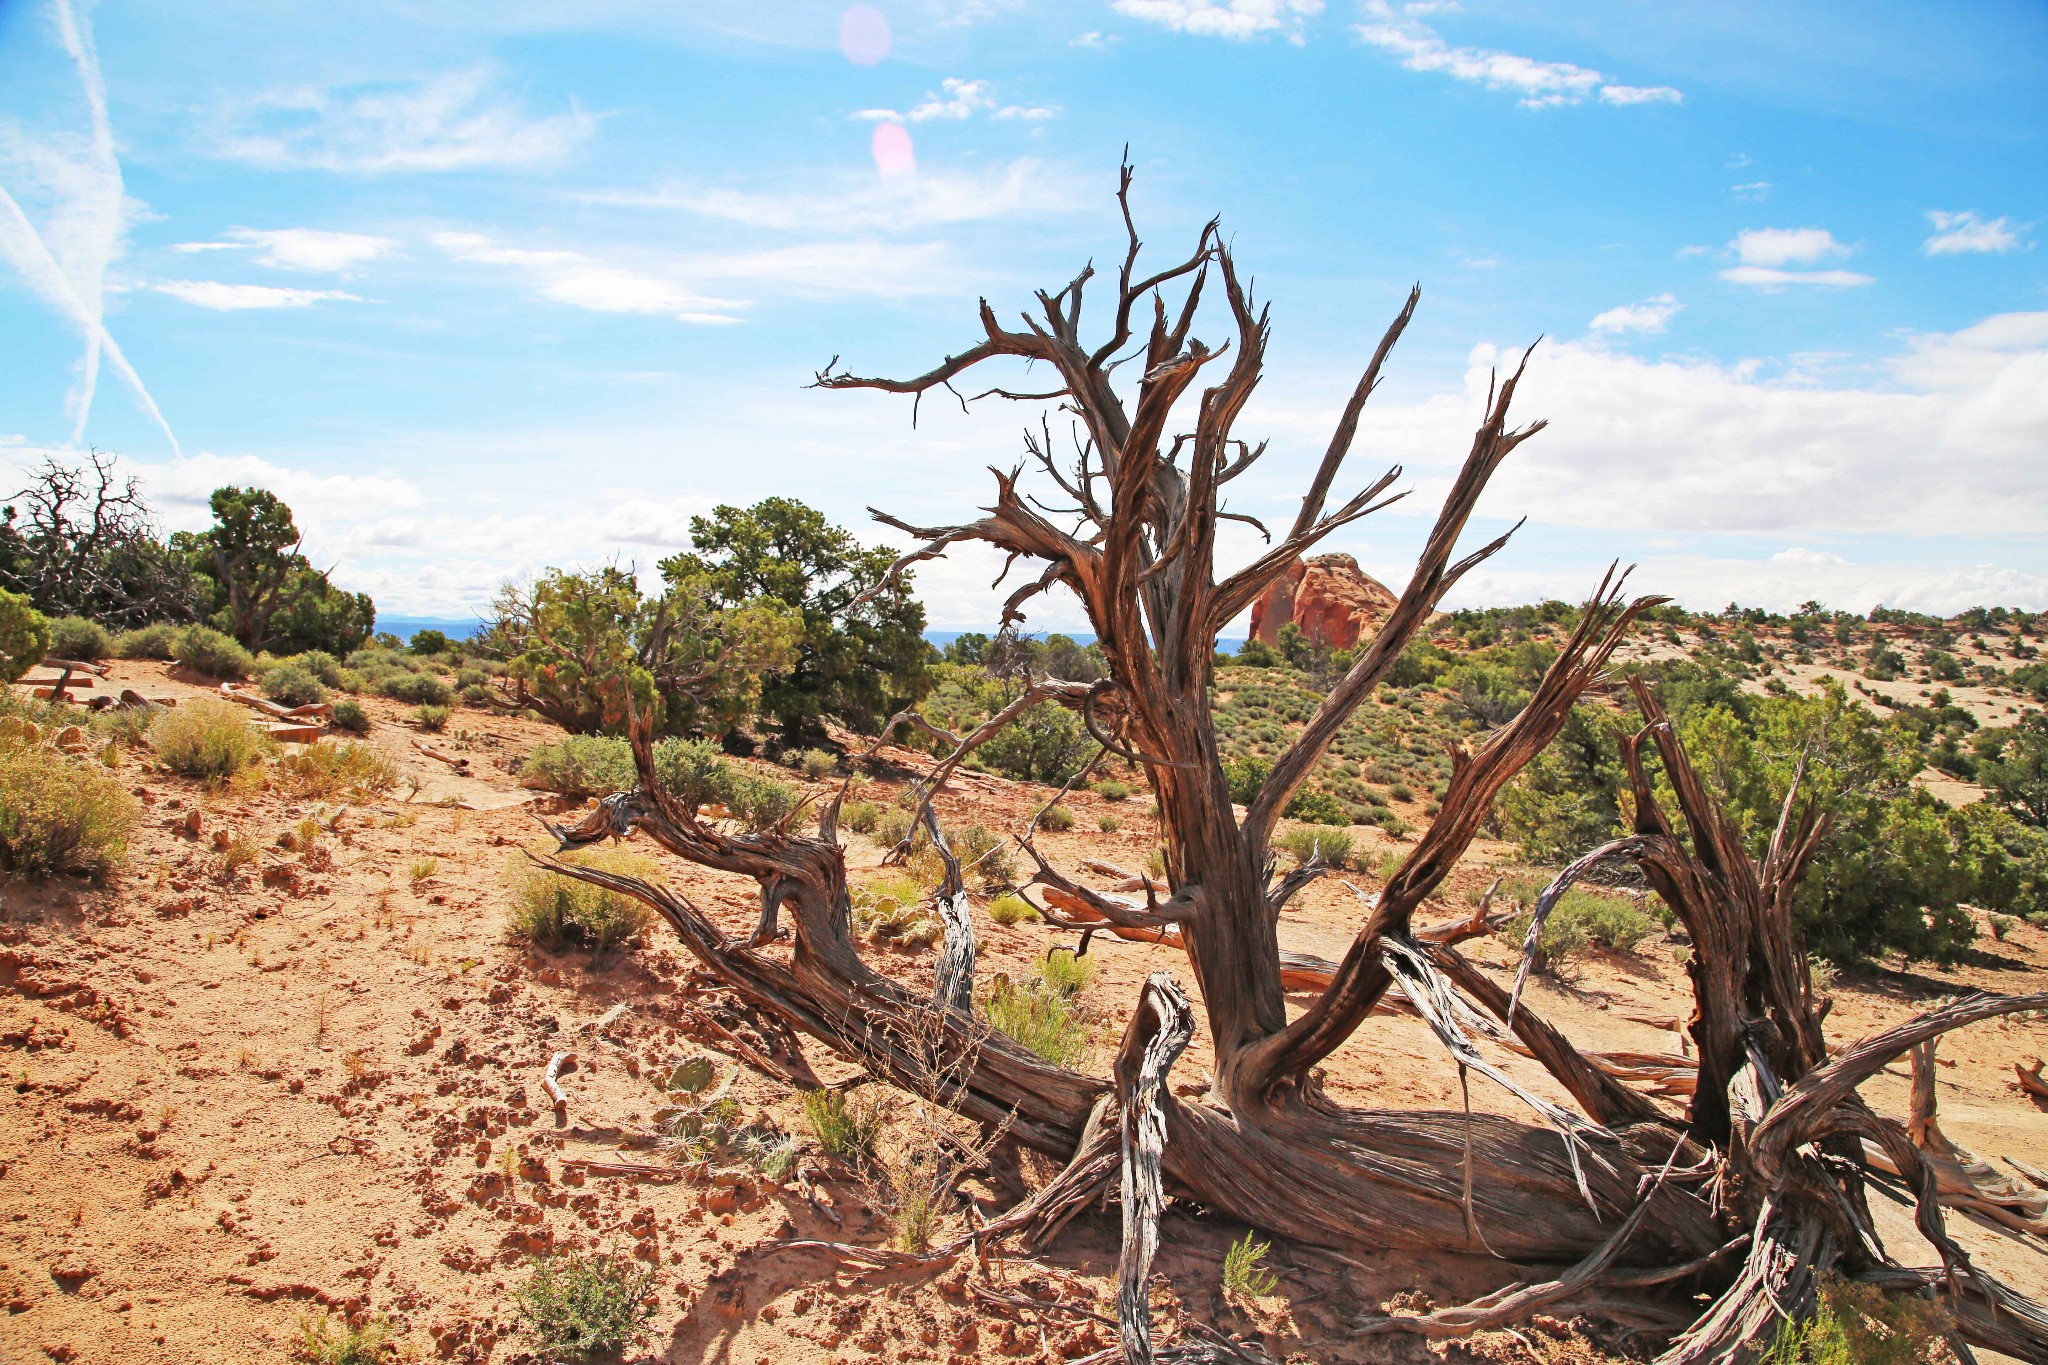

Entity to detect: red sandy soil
[5,661,2048,1364]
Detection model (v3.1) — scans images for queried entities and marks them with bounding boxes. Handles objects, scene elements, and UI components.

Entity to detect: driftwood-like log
[1115,974,1195,1365]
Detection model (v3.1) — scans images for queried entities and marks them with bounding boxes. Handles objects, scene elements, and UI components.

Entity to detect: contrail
[0,0,180,456]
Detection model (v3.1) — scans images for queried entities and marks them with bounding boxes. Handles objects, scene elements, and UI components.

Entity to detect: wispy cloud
[1112,0,1324,43]
[1589,293,1680,334]
[213,68,595,174]
[432,232,743,323]
[1719,266,1872,289]
[852,77,1056,123]
[1730,181,1771,202]
[151,280,363,310]
[1923,210,2026,257]
[1717,227,1870,288]
[173,227,399,272]
[583,159,1080,233]
[0,0,178,454]
[1354,2,1680,107]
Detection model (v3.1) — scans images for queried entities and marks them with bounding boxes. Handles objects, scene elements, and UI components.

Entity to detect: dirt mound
[1248,554,1398,650]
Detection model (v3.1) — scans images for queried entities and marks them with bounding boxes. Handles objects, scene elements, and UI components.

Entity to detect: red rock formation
[1247,554,1397,651]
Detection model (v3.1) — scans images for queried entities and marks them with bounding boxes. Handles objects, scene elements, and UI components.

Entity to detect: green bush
[413,704,450,732]
[843,799,883,834]
[292,1310,393,1365]
[520,736,636,798]
[850,872,941,946]
[331,698,370,733]
[1222,1231,1279,1299]
[988,892,1038,925]
[1284,787,1350,825]
[0,589,49,684]
[293,649,348,688]
[1222,757,1270,806]
[979,703,1091,783]
[795,747,837,780]
[261,661,329,707]
[1037,804,1076,833]
[953,823,1017,888]
[519,735,801,832]
[802,1087,887,1162]
[111,621,179,660]
[0,737,141,877]
[151,698,270,780]
[175,625,254,679]
[379,670,451,706]
[277,740,398,800]
[1762,1276,1950,1365]
[514,1249,657,1361]
[506,845,661,952]
[982,971,1090,1068]
[1506,889,1657,975]
[1039,946,1092,995]
[409,628,451,655]
[1276,826,1354,868]
[1094,779,1133,802]
[45,615,111,661]
[1097,813,1122,833]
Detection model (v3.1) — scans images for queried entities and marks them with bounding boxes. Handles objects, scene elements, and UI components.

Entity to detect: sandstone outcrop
[1246,553,1396,650]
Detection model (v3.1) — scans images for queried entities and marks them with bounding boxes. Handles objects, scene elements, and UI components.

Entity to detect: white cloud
[213,67,595,174]
[1731,227,1848,267]
[150,279,363,310]
[1354,4,1680,107]
[432,231,742,321]
[0,0,178,455]
[1330,311,2048,538]
[1071,30,1116,47]
[585,159,1079,233]
[1730,181,1771,202]
[1923,210,2025,257]
[1718,265,1872,289]
[852,77,1057,123]
[1113,0,1324,42]
[1589,293,1680,335]
[173,227,399,272]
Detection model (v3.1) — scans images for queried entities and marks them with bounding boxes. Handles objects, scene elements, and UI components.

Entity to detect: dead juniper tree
[537,166,2048,1359]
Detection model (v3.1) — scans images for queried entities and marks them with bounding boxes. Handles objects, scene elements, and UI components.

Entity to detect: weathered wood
[1115,974,1195,1365]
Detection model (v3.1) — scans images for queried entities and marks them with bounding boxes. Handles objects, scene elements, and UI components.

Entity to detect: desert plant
[1037,803,1077,833]
[1223,1231,1279,1298]
[292,1311,393,1365]
[1039,946,1093,995]
[174,625,254,679]
[952,823,1017,889]
[1507,888,1657,976]
[112,621,179,660]
[1284,787,1351,825]
[506,845,661,952]
[413,704,450,732]
[0,737,141,876]
[520,735,637,798]
[874,808,915,847]
[981,969,1090,1068]
[261,660,329,707]
[330,698,370,733]
[796,746,838,780]
[1097,813,1122,833]
[987,892,1038,926]
[1761,1276,1951,1364]
[802,1087,887,1163]
[277,740,399,800]
[843,799,883,834]
[1991,912,2020,941]
[1094,779,1133,802]
[1276,825,1354,868]
[151,698,270,780]
[379,670,451,706]
[850,871,942,947]
[513,1249,657,1361]
[0,589,50,684]
[45,615,111,661]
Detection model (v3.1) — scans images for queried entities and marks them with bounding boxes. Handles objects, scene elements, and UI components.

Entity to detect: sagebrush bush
[843,799,883,834]
[152,698,270,780]
[262,661,329,707]
[0,589,50,683]
[46,615,111,661]
[112,622,180,660]
[982,958,1091,1068]
[379,670,451,706]
[514,1249,657,1361]
[413,704,450,732]
[987,892,1038,925]
[1223,1232,1279,1299]
[1094,779,1132,802]
[520,736,800,832]
[176,625,254,679]
[1276,825,1354,868]
[294,649,348,688]
[1098,813,1122,833]
[1762,1276,1950,1365]
[1506,888,1657,975]
[795,747,837,780]
[293,1310,393,1365]
[277,740,398,800]
[0,738,141,877]
[1039,946,1092,995]
[1037,804,1076,832]
[519,735,635,798]
[505,845,661,952]
[1284,787,1351,825]
[331,698,370,733]
[874,809,914,848]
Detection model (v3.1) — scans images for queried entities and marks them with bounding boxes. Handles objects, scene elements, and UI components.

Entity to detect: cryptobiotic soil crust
[5,661,2048,1364]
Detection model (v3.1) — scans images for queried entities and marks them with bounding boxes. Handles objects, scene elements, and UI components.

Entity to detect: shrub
[954,824,1017,889]
[983,973,1090,1068]
[409,628,451,655]
[850,871,941,947]
[802,1087,887,1162]
[152,698,270,780]
[979,702,1091,783]
[414,704,450,732]
[331,698,370,733]
[0,738,141,877]
[1039,946,1092,995]
[294,650,348,688]
[0,589,49,684]
[455,666,490,688]
[1098,813,1122,833]
[1506,889,1657,975]
[1762,1276,1950,1365]
[45,615,111,661]
[506,845,661,952]
[262,661,329,707]
[277,740,399,800]
[796,747,837,780]
[112,621,179,660]
[1276,826,1354,868]
[1285,787,1350,825]
[843,799,883,834]
[1223,1231,1279,1299]
[1222,756,1270,806]
[175,625,254,679]
[1990,912,2019,941]
[988,892,1038,925]
[379,670,451,706]
[293,1311,393,1365]
[874,809,915,848]
[514,1249,657,1361]
[1095,779,1132,802]
[1037,804,1076,833]
[521,735,636,798]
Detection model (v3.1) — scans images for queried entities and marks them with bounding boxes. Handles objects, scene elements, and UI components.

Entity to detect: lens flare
[839,4,890,66]
[870,121,915,179]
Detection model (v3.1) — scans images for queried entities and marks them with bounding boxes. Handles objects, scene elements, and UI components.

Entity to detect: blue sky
[1,0,2043,628]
